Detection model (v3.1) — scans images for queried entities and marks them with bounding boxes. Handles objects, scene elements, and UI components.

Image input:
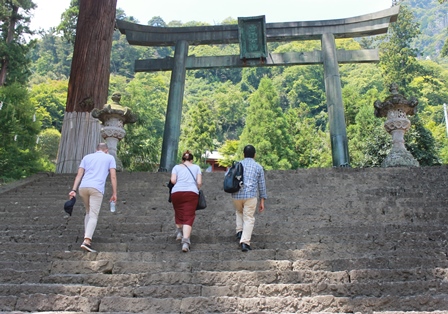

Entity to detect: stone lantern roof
[92,92,137,124]
[374,83,418,118]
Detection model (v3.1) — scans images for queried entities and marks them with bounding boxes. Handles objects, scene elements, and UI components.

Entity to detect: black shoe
[236,231,242,240]
[241,243,252,252]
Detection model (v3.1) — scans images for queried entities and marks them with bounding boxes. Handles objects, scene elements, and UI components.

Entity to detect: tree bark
[56,0,117,173]
[0,5,18,86]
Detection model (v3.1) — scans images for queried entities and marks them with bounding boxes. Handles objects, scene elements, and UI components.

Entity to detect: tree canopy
[1,0,448,180]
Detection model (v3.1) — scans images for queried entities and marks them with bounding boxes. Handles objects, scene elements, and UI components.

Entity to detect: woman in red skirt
[170,150,202,252]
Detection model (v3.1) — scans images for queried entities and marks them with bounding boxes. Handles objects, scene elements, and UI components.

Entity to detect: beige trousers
[232,197,257,245]
[79,187,103,240]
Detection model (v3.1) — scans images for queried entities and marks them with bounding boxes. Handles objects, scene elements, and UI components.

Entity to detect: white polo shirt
[78,151,116,194]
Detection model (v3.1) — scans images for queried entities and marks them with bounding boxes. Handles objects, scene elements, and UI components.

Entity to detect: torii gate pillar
[158,40,189,172]
[322,33,350,167]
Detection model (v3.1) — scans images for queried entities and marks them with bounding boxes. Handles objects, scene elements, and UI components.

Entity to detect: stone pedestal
[374,83,419,167]
[92,92,137,171]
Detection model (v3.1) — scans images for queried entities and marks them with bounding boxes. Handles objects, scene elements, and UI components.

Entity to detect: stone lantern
[374,83,419,167]
[92,92,137,171]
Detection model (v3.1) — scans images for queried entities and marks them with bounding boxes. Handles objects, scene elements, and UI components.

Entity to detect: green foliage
[147,16,166,27]
[118,128,161,172]
[340,64,385,98]
[405,114,441,165]
[29,79,68,131]
[209,81,248,141]
[273,64,325,113]
[221,17,238,25]
[285,104,332,168]
[410,0,448,58]
[441,40,448,58]
[350,124,391,168]
[180,100,217,164]
[418,105,448,163]
[116,73,169,172]
[56,0,78,45]
[342,85,363,127]
[37,128,60,167]
[0,0,37,85]
[379,2,422,90]
[273,40,321,53]
[240,67,273,92]
[408,60,448,108]
[189,44,241,84]
[348,89,441,167]
[29,31,73,80]
[217,140,240,167]
[347,89,390,167]
[110,29,172,78]
[0,83,50,180]
[238,77,296,170]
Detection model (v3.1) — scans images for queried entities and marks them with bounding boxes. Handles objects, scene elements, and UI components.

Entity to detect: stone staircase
[1,167,448,313]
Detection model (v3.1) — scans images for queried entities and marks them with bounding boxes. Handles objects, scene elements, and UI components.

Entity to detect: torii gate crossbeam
[117,6,399,171]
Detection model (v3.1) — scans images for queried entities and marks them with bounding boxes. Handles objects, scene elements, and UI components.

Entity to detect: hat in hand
[64,197,76,216]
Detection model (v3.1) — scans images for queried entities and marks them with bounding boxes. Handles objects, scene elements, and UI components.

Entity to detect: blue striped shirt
[232,158,267,200]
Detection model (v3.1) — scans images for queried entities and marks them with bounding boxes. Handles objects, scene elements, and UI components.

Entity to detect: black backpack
[223,161,244,193]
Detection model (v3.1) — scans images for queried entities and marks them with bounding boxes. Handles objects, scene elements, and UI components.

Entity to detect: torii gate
[116,6,399,171]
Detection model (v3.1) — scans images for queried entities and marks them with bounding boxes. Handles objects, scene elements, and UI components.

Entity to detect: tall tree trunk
[0,5,18,86]
[56,0,117,173]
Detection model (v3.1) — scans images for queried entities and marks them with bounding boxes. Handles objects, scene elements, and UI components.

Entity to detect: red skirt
[171,191,198,226]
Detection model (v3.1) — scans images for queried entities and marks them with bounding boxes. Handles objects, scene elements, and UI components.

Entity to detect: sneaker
[181,237,190,252]
[175,229,183,241]
[81,242,97,253]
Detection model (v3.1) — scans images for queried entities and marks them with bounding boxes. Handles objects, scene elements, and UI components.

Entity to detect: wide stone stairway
[1,166,448,313]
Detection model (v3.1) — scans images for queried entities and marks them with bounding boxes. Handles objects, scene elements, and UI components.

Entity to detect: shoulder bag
[183,164,207,210]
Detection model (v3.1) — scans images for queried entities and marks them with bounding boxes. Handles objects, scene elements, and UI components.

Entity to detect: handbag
[183,164,207,210]
[167,181,174,203]
[197,190,207,210]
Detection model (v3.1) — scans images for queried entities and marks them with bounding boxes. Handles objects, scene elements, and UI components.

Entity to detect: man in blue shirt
[231,145,267,252]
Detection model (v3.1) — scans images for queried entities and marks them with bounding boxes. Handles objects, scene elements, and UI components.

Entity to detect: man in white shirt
[68,143,117,252]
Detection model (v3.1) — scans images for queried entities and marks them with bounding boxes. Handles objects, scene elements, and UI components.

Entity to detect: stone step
[0,261,50,271]
[43,261,448,286]
[3,196,448,217]
[0,269,48,284]
[92,295,448,313]
[2,292,448,313]
[0,279,446,302]
[44,255,448,274]
[3,207,448,230]
[0,294,99,312]
[0,251,53,262]
[1,219,445,235]
[1,218,448,237]
[51,250,448,269]
[48,256,448,284]
[1,235,446,261]
[1,227,446,242]
[3,241,444,262]
[3,202,448,220]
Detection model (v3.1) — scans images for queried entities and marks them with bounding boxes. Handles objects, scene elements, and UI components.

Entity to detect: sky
[29,0,393,32]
